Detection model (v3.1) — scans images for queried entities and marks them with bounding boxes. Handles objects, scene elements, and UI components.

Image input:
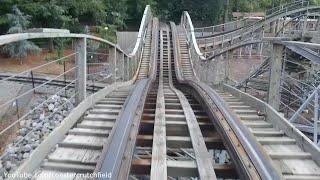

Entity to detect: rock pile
[0,95,74,179]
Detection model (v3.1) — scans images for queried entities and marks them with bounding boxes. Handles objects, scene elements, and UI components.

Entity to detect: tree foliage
[1,0,316,64]
[3,6,41,63]
[0,0,316,35]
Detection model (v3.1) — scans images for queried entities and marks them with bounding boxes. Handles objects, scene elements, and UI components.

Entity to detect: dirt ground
[0,116,19,154]
[229,55,264,82]
[0,50,75,76]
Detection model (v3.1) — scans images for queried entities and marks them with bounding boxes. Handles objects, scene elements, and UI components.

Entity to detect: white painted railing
[195,0,315,54]
[194,18,254,37]
[180,11,205,61]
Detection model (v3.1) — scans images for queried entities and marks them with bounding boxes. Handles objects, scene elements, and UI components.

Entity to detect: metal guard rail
[129,5,152,57]
[266,0,310,15]
[180,11,206,61]
[194,18,249,32]
[197,0,312,40]
[194,18,252,37]
[179,2,316,64]
[194,1,309,39]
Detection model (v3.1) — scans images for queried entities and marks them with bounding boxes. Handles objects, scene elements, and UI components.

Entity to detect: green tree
[127,0,156,26]
[0,0,17,34]
[1,0,308,38]
[3,6,41,64]
[21,0,73,52]
[311,0,320,5]
[154,0,224,26]
[22,0,71,28]
[105,0,128,29]
[60,0,106,26]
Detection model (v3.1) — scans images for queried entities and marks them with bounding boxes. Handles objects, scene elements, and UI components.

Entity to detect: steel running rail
[95,18,159,180]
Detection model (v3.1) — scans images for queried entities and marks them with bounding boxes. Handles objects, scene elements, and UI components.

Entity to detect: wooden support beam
[174,90,217,179]
[268,43,284,111]
[75,37,87,105]
[137,135,222,149]
[150,30,167,179]
[124,56,129,81]
[121,53,125,81]
[109,47,117,83]
[131,159,237,179]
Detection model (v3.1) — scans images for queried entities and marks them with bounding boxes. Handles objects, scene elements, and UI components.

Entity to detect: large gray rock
[31,114,38,120]
[39,112,45,121]
[52,114,63,121]
[22,144,32,153]
[41,127,49,134]
[1,93,75,174]
[19,128,28,136]
[6,146,17,155]
[4,161,14,171]
[62,110,68,117]
[22,153,29,159]
[0,167,7,178]
[32,122,38,127]
[48,104,55,111]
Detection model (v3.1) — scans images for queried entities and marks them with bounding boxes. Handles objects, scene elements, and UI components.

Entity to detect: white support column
[205,61,209,83]
[220,35,225,59]
[109,47,117,83]
[128,57,131,80]
[260,28,265,56]
[133,56,136,78]
[249,35,253,57]
[124,56,128,81]
[204,38,208,53]
[260,40,264,56]
[275,19,279,34]
[225,51,230,81]
[314,89,319,143]
[316,16,320,31]
[75,37,87,105]
[268,43,284,111]
[126,58,130,80]
[271,20,275,34]
[115,50,121,81]
[130,58,134,79]
[221,35,224,49]
[115,49,118,82]
[121,53,125,81]
[303,15,308,36]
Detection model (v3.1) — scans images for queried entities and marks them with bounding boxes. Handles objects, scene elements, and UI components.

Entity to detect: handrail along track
[6,5,155,180]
